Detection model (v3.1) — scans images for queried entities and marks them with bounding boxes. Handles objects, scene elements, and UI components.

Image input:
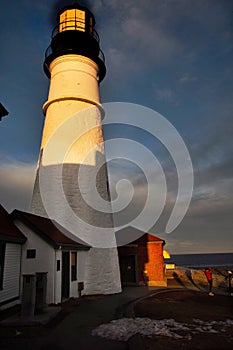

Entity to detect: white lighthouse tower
[31,2,121,295]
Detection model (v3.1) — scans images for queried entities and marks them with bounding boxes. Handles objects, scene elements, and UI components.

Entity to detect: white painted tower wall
[31,55,121,295]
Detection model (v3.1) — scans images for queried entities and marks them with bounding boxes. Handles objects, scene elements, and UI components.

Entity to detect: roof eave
[11,210,90,250]
[57,243,90,251]
[0,233,26,244]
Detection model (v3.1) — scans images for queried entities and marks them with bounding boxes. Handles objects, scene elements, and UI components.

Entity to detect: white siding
[54,249,62,304]
[14,220,56,305]
[0,243,21,307]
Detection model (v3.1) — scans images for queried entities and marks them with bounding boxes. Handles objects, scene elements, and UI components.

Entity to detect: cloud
[155,88,179,105]
[179,74,197,83]
[0,156,36,212]
[121,16,181,65]
[92,0,183,81]
[94,0,232,75]
[104,108,233,253]
[190,113,233,189]
[164,238,232,254]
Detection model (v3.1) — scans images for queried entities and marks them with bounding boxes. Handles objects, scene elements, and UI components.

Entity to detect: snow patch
[92,317,233,341]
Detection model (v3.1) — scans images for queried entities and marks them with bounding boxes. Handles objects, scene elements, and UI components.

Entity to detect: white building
[11,210,90,304]
[0,205,25,310]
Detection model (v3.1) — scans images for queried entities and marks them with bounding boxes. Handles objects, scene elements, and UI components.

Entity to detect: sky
[0,0,232,254]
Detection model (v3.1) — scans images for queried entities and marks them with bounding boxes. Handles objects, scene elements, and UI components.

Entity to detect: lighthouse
[31,3,121,295]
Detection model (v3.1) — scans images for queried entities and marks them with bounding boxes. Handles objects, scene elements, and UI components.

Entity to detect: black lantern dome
[44,3,106,82]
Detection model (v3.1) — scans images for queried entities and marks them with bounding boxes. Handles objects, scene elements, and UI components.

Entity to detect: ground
[0,271,233,350]
[135,289,233,350]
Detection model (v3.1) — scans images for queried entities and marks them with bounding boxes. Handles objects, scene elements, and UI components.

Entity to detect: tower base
[31,163,122,296]
[83,248,122,295]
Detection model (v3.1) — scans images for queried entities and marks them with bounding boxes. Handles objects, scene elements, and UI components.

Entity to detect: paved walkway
[1,276,222,350]
[0,286,160,350]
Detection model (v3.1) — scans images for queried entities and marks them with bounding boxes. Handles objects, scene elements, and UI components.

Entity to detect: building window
[26,249,36,259]
[0,242,6,289]
[57,260,61,271]
[71,252,77,281]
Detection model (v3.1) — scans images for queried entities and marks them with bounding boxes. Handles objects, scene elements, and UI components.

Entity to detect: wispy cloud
[155,88,179,105]
[179,74,197,83]
[0,155,36,212]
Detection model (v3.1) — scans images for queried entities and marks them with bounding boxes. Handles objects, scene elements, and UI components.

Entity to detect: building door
[119,255,137,284]
[62,252,70,299]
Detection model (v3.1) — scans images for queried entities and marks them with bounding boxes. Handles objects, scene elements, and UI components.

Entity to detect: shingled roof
[0,205,26,243]
[116,226,165,246]
[11,210,90,250]
[133,233,165,244]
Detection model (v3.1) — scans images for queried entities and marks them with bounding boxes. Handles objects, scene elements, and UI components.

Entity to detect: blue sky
[0,0,232,253]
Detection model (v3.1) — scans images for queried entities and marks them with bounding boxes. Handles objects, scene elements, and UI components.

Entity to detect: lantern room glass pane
[59,9,85,33]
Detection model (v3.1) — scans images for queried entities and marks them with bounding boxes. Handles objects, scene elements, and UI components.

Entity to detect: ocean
[165,252,233,270]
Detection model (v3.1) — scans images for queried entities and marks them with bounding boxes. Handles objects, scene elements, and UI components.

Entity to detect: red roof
[11,210,89,250]
[132,233,165,244]
[116,226,165,246]
[0,204,26,242]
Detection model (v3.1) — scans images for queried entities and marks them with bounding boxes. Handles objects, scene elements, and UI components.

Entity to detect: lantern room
[58,6,94,34]
[44,3,106,82]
